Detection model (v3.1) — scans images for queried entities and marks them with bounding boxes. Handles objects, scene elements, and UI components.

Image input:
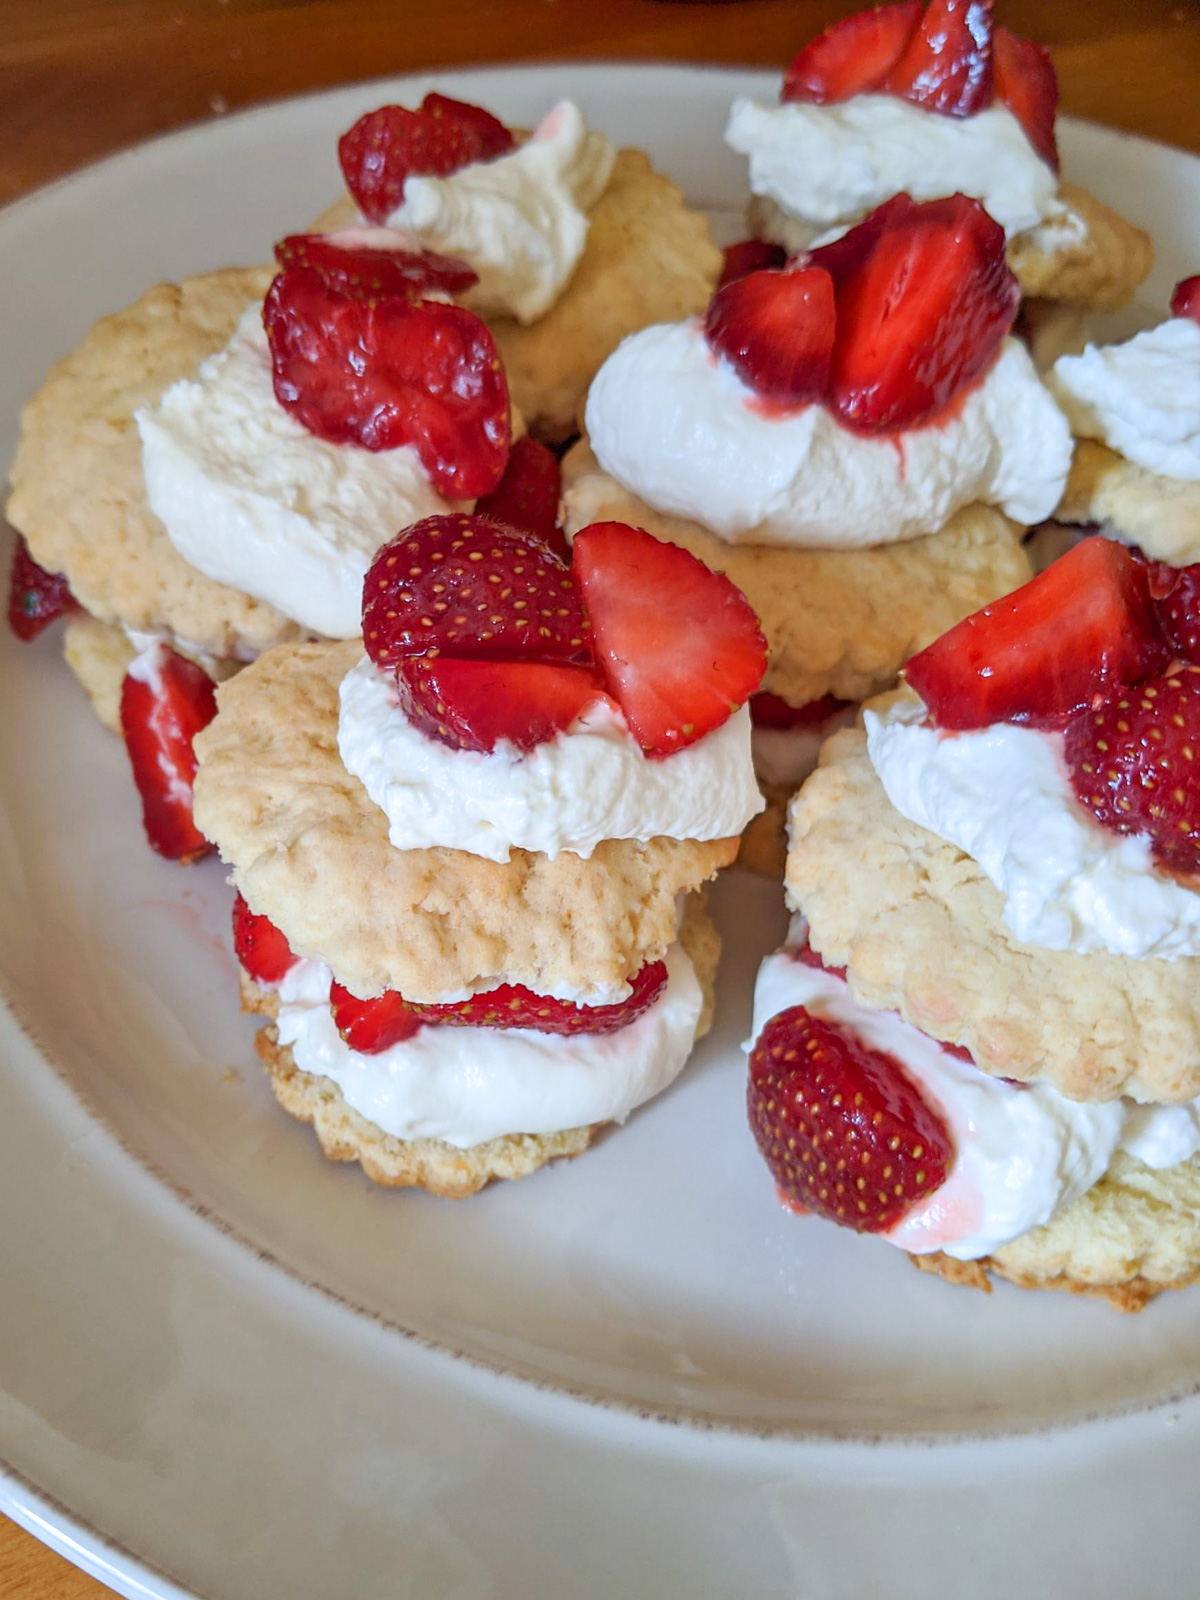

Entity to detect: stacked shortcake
[192,512,766,1194]
[749,538,1200,1307]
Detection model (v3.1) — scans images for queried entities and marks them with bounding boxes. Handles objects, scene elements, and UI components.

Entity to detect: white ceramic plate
[3,63,1200,1600]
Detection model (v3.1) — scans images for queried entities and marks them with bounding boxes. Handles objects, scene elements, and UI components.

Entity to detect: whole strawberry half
[884,0,995,118]
[396,657,604,754]
[814,192,1019,433]
[748,1005,953,1233]
[1171,276,1200,326]
[1065,666,1200,880]
[119,646,217,864]
[361,513,590,670]
[1148,559,1200,665]
[330,960,668,1054]
[993,25,1059,172]
[274,233,478,300]
[572,521,768,758]
[717,238,788,289]
[782,1,922,104]
[905,537,1171,729]
[474,436,569,561]
[704,265,835,405]
[262,268,509,499]
[232,892,297,985]
[7,536,78,641]
[338,94,515,225]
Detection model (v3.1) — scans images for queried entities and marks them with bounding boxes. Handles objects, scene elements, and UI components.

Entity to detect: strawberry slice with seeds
[338,94,515,225]
[361,513,590,670]
[885,0,995,117]
[782,2,922,104]
[748,1006,953,1233]
[993,25,1059,172]
[717,238,788,289]
[396,657,604,753]
[1170,276,1200,326]
[119,646,217,863]
[263,268,509,499]
[474,437,569,561]
[704,265,836,405]
[904,537,1170,729]
[817,192,1019,433]
[572,521,768,757]
[232,892,297,985]
[328,984,424,1054]
[1065,666,1200,879]
[750,691,854,729]
[1149,559,1200,665]
[274,233,478,300]
[7,536,78,641]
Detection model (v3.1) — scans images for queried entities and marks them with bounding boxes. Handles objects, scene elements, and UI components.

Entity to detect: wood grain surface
[1,0,1198,1594]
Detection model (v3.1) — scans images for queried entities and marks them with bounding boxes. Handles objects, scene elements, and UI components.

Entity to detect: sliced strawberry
[330,959,668,1055]
[1170,276,1200,325]
[7,536,78,641]
[782,2,922,104]
[904,537,1170,729]
[274,233,478,300]
[338,94,515,225]
[750,691,854,729]
[361,513,589,670]
[474,437,569,561]
[748,1005,953,1233]
[1065,666,1200,879]
[993,25,1059,172]
[396,657,603,753]
[119,646,217,863]
[717,238,788,289]
[704,266,836,405]
[1148,560,1200,665]
[262,268,509,499]
[884,0,994,117]
[232,892,298,984]
[572,521,767,758]
[818,192,1019,432]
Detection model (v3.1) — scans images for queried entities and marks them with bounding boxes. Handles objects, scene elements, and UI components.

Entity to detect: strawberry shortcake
[725,0,1151,319]
[563,191,1070,871]
[311,93,721,440]
[192,513,767,1194]
[752,538,1200,1307]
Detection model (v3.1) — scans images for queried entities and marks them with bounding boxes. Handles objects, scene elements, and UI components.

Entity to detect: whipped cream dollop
[138,307,455,637]
[384,101,615,325]
[865,695,1200,960]
[586,322,1071,546]
[275,940,701,1148]
[725,94,1060,246]
[1050,318,1200,482]
[750,934,1200,1260]
[337,653,763,862]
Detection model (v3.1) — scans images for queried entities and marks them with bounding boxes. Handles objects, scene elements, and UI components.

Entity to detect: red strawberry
[885,0,995,117]
[262,268,509,499]
[7,537,78,641]
[232,892,297,984]
[718,238,788,288]
[572,521,768,757]
[361,513,590,670]
[338,94,514,225]
[328,983,423,1054]
[1148,560,1200,665]
[816,192,1019,432]
[782,2,922,104]
[274,233,478,300]
[704,266,836,405]
[993,26,1059,172]
[1065,666,1200,879]
[119,646,217,863]
[750,690,853,729]
[905,537,1170,729]
[396,657,603,754]
[748,1006,953,1233]
[474,437,569,561]
[1170,276,1200,325]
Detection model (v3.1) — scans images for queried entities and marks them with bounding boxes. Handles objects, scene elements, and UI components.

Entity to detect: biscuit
[7,267,299,659]
[193,639,737,1003]
[737,781,790,880]
[561,442,1032,708]
[1056,439,1200,566]
[62,614,135,734]
[785,697,1200,1103]
[1018,296,1091,373]
[314,149,721,441]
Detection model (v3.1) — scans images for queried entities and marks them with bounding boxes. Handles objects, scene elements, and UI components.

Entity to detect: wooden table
[1,0,1198,1594]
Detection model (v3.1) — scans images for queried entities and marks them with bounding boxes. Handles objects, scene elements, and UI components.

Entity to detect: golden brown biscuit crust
[1056,439,1200,566]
